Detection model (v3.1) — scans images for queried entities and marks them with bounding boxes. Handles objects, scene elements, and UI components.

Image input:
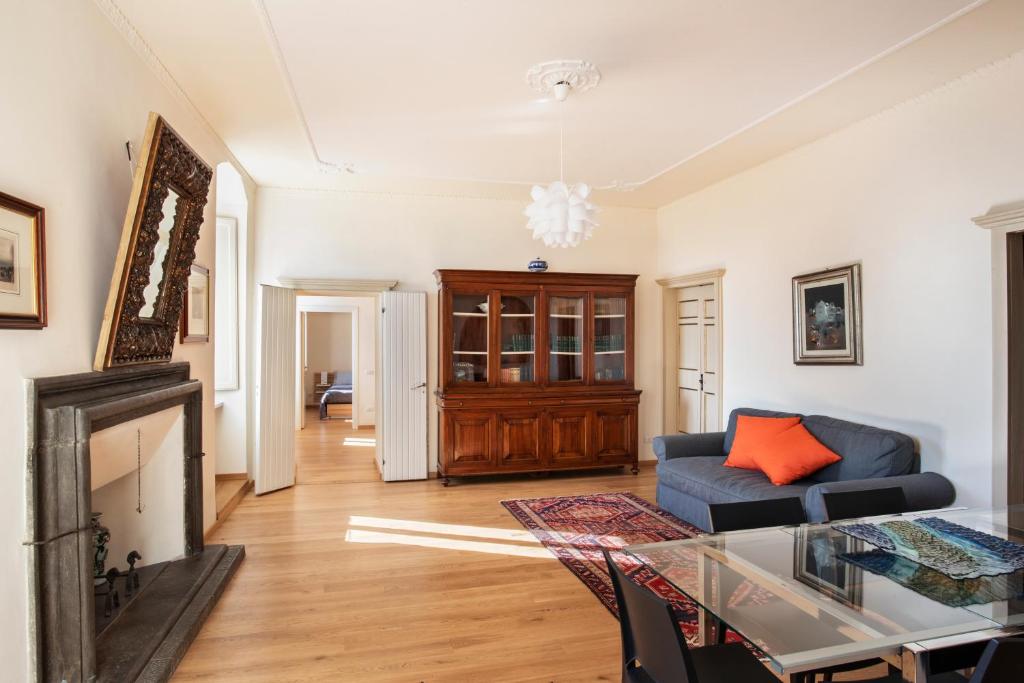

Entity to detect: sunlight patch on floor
[342,436,376,447]
[348,515,540,543]
[344,528,555,558]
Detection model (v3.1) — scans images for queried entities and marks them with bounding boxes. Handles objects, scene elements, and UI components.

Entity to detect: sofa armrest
[653,432,726,463]
[804,473,956,523]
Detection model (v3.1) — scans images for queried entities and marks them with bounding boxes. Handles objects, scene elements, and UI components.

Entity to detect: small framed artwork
[792,263,862,365]
[0,191,46,329]
[180,263,210,343]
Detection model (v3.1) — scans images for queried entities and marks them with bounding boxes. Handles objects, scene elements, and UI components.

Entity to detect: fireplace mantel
[27,362,243,682]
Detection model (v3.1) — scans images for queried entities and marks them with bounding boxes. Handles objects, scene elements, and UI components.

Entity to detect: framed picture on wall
[0,191,46,329]
[180,263,210,343]
[792,263,862,365]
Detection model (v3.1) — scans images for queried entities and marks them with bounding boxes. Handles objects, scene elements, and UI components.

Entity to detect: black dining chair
[602,549,778,683]
[706,497,807,533]
[822,487,908,522]
[920,637,1024,683]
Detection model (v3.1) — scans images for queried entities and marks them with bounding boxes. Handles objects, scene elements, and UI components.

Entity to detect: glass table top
[622,506,1024,673]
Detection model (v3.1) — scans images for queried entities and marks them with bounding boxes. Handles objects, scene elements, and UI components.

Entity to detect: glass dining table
[622,506,1024,682]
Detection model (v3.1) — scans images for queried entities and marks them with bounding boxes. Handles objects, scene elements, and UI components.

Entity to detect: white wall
[0,2,255,677]
[657,52,1024,507]
[255,190,659,467]
[306,312,353,403]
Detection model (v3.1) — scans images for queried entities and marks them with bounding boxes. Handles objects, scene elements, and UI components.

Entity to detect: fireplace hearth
[27,362,244,682]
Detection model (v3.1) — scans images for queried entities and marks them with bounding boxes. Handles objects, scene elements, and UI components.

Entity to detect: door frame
[973,204,1024,507]
[295,299,360,427]
[656,269,725,436]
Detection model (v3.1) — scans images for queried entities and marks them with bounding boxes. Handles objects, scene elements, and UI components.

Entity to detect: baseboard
[207,479,253,540]
[216,473,248,481]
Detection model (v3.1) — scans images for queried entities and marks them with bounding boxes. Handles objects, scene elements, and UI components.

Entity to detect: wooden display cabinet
[435,269,640,484]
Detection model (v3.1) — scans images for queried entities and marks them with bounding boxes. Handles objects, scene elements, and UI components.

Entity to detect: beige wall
[0,2,255,677]
[305,312,353,403]
[656,51,1024,508]
[255,190,660,468]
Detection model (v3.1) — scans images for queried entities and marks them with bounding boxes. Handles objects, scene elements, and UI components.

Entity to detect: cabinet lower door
[547,410,592,468]
[444,411,495,473]
[593,406,636,464]
[497,412,543,469]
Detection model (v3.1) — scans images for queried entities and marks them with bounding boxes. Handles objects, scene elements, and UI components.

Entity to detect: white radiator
[379,291,428,481]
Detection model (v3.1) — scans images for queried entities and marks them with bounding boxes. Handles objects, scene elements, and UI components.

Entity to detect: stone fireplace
[27,362,244,682]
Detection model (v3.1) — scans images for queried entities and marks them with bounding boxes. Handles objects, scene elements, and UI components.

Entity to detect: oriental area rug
[502,491,733,643]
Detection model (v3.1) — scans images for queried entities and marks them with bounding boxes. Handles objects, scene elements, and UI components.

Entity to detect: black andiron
[91,511,144,618]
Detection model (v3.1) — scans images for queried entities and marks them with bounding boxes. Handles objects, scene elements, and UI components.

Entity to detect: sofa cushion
[657,455,812,506]
[724,408,804,454]
[724,415,801,470]
[752,423,842,485]
[801,415,916,482]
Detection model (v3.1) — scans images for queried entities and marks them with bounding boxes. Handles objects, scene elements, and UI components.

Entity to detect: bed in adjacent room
[319,370,353,420]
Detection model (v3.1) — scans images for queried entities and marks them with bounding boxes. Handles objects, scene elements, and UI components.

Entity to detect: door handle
[699,374,704,390]
[411,382,426,390]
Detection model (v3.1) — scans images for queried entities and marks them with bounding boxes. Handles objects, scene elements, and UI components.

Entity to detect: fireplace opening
[90,407,186,635]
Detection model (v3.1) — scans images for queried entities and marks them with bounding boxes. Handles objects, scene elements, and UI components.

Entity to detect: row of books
[550,336,582,352]
[500,366,534,383]
[502,334,534,352]
[595,334,625,352]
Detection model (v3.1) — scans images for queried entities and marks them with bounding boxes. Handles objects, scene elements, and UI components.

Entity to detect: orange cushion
[724,415,801,470]
[753,423,842,486]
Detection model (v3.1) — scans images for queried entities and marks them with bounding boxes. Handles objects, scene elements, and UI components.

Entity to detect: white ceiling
[107,0,1023,206]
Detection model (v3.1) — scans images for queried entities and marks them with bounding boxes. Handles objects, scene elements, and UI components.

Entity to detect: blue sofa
[653,408,956,531]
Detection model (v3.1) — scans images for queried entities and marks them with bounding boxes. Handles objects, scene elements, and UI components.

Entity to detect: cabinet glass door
[549,295,584,382]
[452,293,489,383]
[594,295,627,382]
[499,294,535,384]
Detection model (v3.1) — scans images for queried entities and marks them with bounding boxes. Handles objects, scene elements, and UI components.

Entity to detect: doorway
[295,294,379,484]
[658,270,725,435]
[1008,232,1024,506]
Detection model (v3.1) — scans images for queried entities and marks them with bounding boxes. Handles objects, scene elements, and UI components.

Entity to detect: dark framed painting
[180,263,210,343]
[0,191,46,329]
[792,527,864,609]
[792,263,862,365]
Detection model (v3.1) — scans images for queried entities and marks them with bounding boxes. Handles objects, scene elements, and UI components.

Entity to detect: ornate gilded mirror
[95,113,212,370]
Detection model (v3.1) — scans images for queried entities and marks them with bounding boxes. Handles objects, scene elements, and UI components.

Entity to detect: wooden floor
[175,412,884,682]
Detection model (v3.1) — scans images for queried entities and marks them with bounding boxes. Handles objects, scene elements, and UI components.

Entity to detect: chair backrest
[603,549,697,683]
[971,637,1024,683]
[707,497,806,533]
[822,487,907,522]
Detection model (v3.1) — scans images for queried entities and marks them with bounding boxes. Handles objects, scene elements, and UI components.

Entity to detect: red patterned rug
[502,491,715,642]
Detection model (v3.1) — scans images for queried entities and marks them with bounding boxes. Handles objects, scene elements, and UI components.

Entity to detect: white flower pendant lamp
[524,60,600,248]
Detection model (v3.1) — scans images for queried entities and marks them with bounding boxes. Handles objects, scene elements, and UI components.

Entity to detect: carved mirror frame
[95,113,212,370]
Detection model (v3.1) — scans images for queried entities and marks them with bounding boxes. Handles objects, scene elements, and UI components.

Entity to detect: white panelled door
[379,291,428,481]
[255,284,297,495]
[677,284,721,434]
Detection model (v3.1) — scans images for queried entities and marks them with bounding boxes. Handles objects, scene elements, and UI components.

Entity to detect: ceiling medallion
[526,60,601,99]
[524,60,600,249]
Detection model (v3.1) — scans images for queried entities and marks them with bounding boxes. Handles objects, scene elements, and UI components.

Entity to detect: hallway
[297,407,381,485]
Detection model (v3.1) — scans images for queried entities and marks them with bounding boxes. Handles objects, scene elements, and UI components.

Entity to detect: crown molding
[656,269,726,288]
[93,0,256,188]
[973,204,1024,231]
[278,277,398,292]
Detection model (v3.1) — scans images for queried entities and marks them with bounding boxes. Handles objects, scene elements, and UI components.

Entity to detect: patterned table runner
[835,517,1024,580]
